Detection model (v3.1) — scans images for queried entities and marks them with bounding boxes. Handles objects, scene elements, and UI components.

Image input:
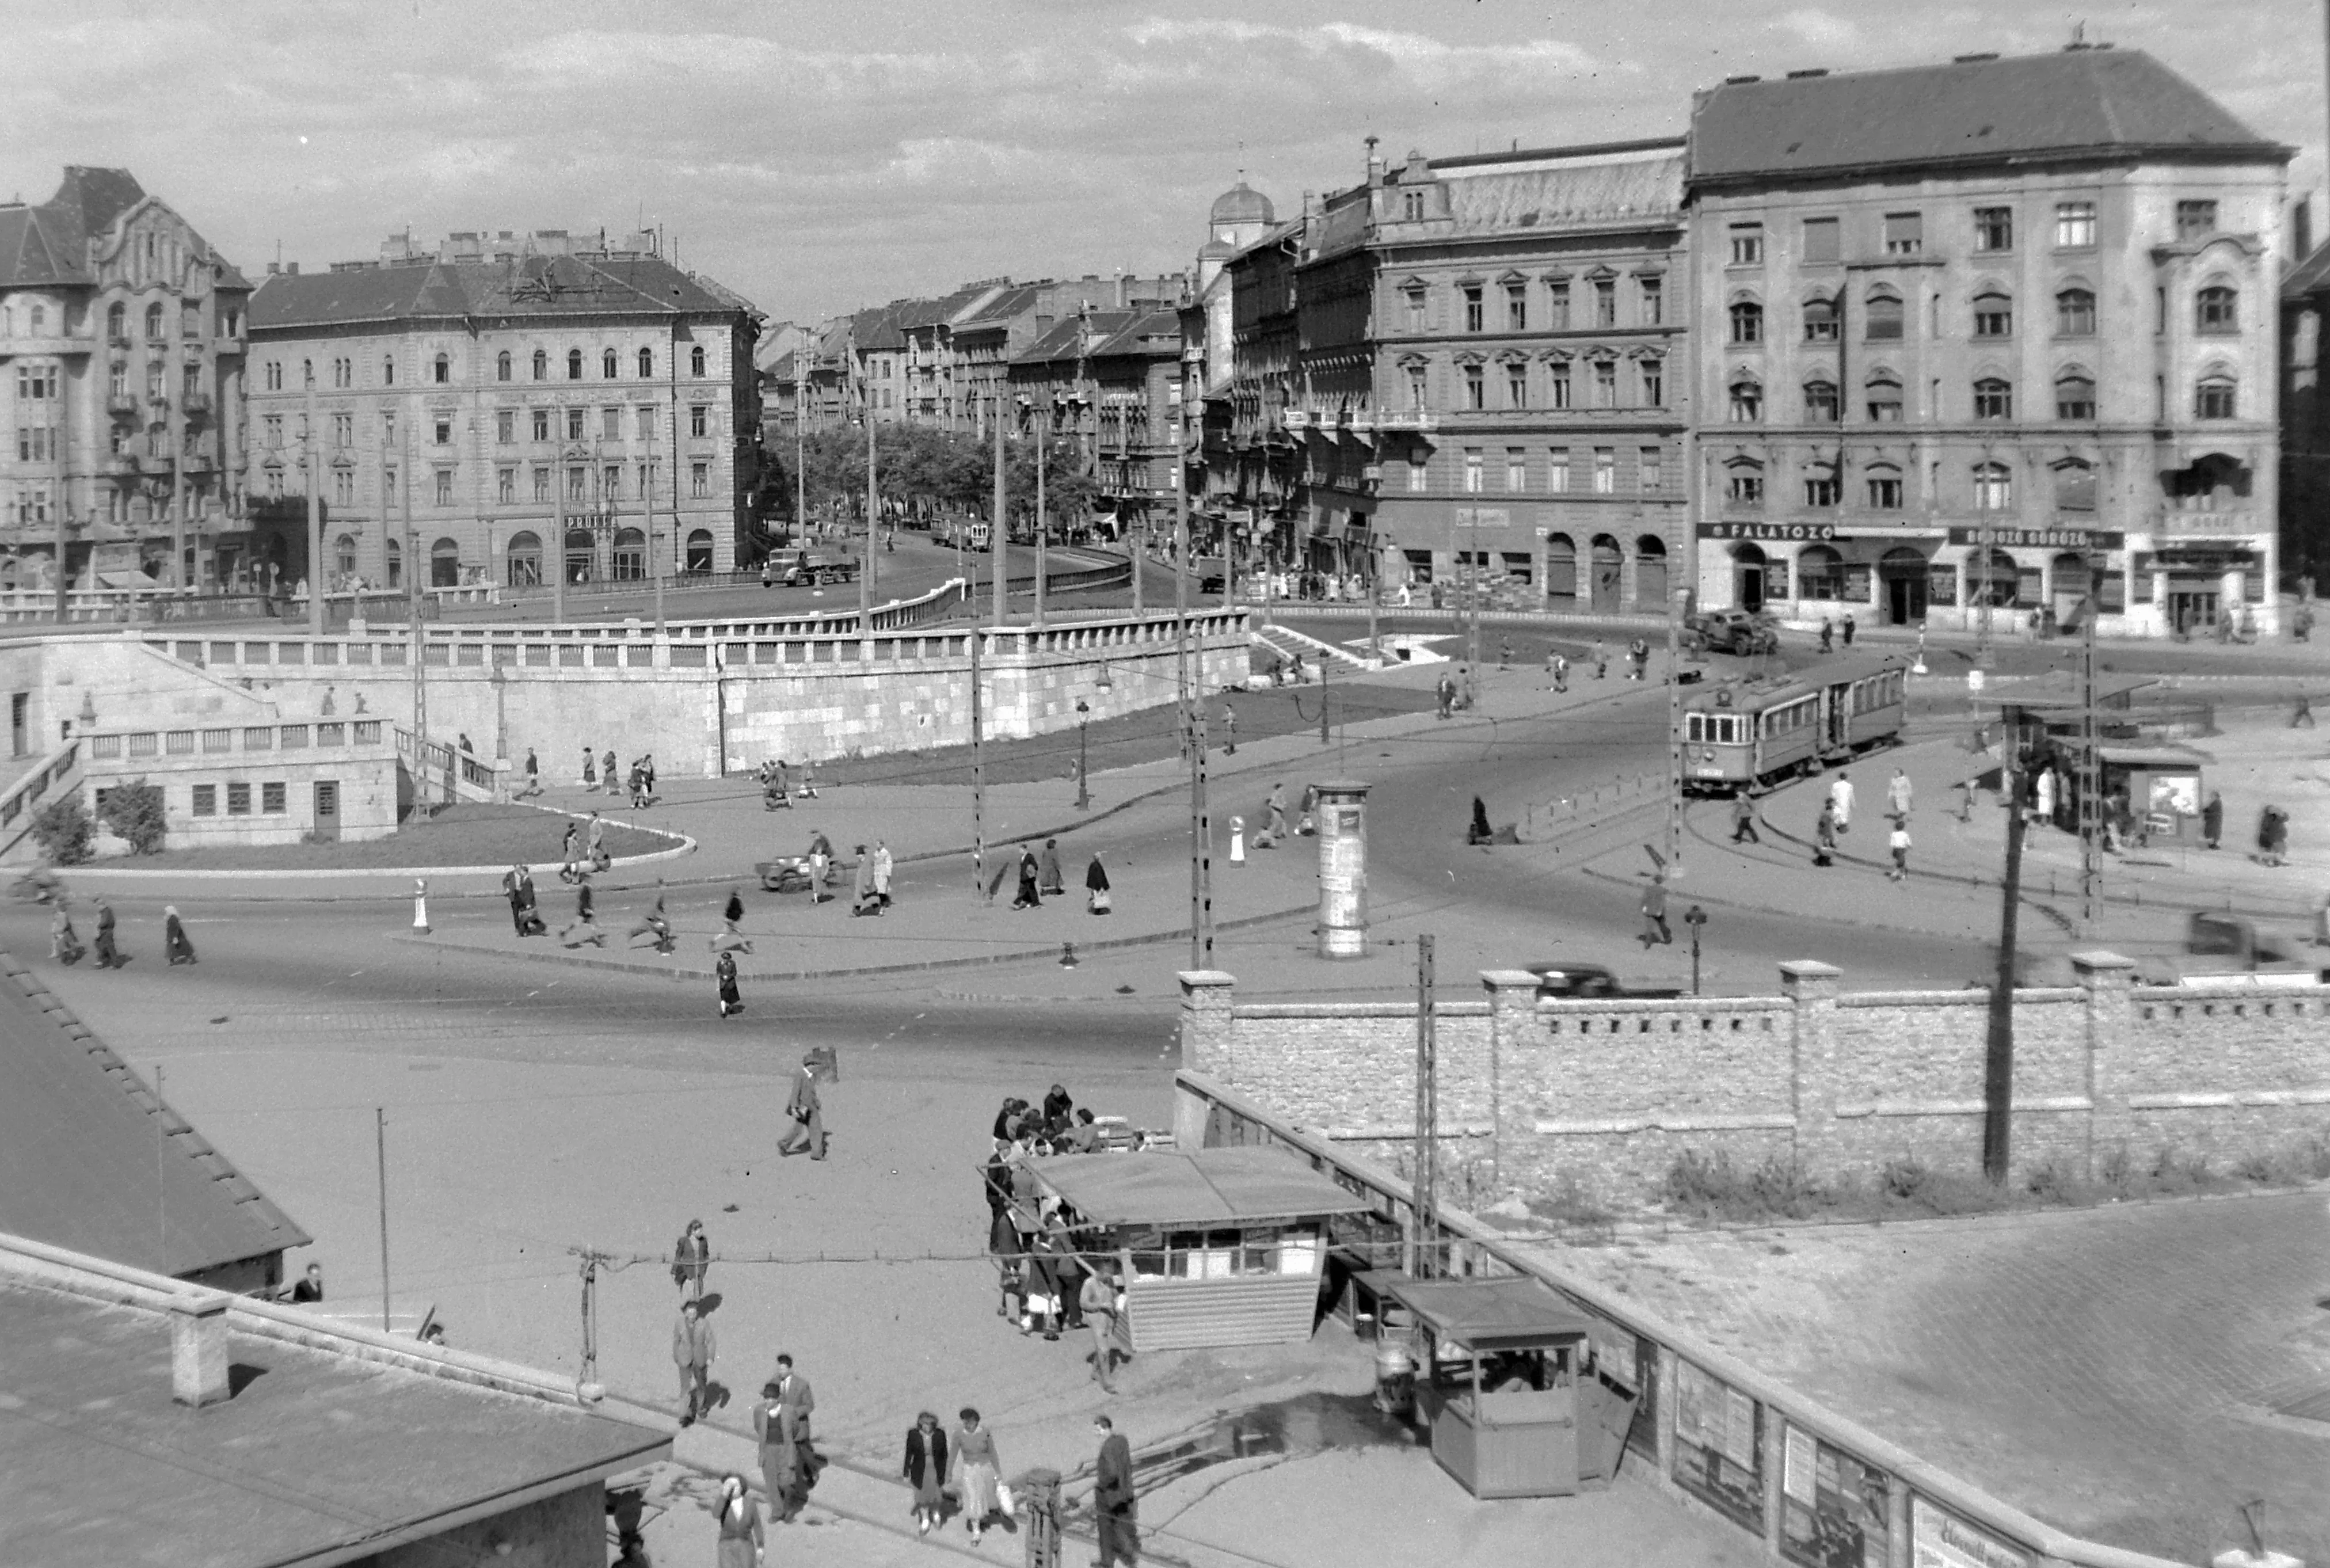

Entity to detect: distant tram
[1678,654,1908,796]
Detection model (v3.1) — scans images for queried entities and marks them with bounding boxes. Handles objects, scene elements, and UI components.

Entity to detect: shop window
[1404,547,1435,585]
[1925,562,1959,606]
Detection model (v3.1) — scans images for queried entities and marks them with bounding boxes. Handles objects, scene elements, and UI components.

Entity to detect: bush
[1879,1156,1932,1201]
[95,778,166,855]
[30,794,92,865]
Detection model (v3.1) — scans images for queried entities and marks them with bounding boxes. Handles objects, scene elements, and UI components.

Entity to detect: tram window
[1687,714,1706,742]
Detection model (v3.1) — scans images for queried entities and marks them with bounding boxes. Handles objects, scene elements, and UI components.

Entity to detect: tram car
[1680,654,1908,796]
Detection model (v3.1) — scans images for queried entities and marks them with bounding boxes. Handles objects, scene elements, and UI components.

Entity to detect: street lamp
[1684,904,1708,996]
[1075,697,1091,812]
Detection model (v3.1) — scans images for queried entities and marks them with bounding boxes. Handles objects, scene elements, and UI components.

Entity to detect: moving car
[779,550,859,587]
[1682,608,1780,657]
[2133,912,2330,988]
[1524,961,1684,1000]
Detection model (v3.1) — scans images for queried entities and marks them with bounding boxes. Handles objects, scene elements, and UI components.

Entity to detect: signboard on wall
[1452,507,1512,530]
[1697,522,1838,542]
[1943,527,2124,550]
[1910,1499,2030,1568]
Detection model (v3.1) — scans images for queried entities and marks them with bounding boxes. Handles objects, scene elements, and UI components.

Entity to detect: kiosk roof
[1380,1275,1598,1351]
[1027,1145,1373,1228]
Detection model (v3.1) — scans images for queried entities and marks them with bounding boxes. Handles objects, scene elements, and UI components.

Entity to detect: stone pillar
[1480,969,1540,1198]
[2071,950,2138,1181]
[1779,961,1843,1175]
[1175,968,1238,1151]
[170,1294,231,1407]
[1314,781,1370,958]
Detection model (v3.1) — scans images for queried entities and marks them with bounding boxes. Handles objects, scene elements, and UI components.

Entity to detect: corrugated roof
[0,952,308,1278]
[1691,50,2288,185]
[1442,152,1686,233]
[1023,1145,1373,1228]
[250,251,757,331]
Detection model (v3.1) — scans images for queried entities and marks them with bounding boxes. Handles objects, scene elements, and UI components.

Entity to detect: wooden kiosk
[1015,1146,1373,1353]
[1379,1275,1638,1499]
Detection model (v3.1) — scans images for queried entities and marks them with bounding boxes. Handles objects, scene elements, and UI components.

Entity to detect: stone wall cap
[1177,969,1239,988]
[2068,950,2138,971]
[1777,960,1844,978]
[1480,969,1543,989]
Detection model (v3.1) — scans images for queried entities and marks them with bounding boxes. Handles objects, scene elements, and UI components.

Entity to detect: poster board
[1910,1498,2031,1568]
[1779,1422,1891,1568]
[1672,1360,1764,1532]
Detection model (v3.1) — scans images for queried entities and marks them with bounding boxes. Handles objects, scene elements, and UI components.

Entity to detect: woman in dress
[715,949,743,1018]
[712,1473,763,1568]
[163,905,197,965]
[50,897,82,965]
[1084,853,1111,915]
[850,846,880,918]
[903,1410,949,1536]
[950,1407,1002,1544]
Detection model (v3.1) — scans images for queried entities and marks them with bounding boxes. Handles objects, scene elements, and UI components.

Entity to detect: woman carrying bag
[1085,852,1111,915]
[903,1411,949,1536]
[950,1407,1004,1546]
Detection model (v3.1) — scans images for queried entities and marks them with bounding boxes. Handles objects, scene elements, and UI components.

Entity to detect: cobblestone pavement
[1535,1193,2330,1561]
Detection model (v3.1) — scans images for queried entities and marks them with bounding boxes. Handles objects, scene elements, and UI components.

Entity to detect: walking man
[1818,618,1834,653]
[560,877,607,946]
[1639,876,1673,948]
[1435,673,1455,720]
[772,1353,817,1521]
[1549,652,1568,694]
[778,1053,827,1160]
[2202,789,2224,850]
[1730,793,1760,845]
[671,1219,710,1301]
[1094,1414,1139,1567]
[1082,1268,1122,1392]
[1813,800,1838,867]
[672,1297,715,1427]
[1887,820,1912,881]
[585,810,608,870]
[1841,613,1856,648]
[872,840,894,909]
[93,896,124,969]
[629,881,675,951]
[521,746,540,798]
[1828,770,1855,834]
[1267,782,1289,842]
[1221,701,1236,754]
[1591,639,1608,679]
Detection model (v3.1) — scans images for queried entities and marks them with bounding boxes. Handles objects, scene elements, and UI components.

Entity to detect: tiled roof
[0,168,249,292]
[1013,309,1137,367]
[0,205,86,288]
[955,283,1050,333]
[1091,307,1183,357]
[250,251,757,331]
[1691,49,2287,185]
[0,953,308,1278]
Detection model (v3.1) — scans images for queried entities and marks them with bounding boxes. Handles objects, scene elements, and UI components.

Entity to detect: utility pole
[1411,934,1437,1278]
[171,365,188,596]
[1177,407,1211,966]
[578,1251,602,1395]
[1983,728,2028,1183]
[304,367,323,634]
[1666,585,1684,877]
[1034,425,1047,630]
[995,402,1010,626]
[403,414,424,791]
[375,1107,391,1333]
[862,391,875,630]
[1465,515,1482,708]
[552,428,568,623]
[1974,441,1994,665]
[2078,549,2102,928]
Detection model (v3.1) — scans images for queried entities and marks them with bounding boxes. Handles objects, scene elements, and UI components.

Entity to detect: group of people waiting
[980,1087,1129,1392]
[757,758,820,810]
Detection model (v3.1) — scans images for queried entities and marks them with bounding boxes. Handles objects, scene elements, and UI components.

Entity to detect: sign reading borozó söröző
[1943,527,2125,550]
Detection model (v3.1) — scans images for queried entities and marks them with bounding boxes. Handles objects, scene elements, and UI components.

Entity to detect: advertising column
[1315,780,1370,958]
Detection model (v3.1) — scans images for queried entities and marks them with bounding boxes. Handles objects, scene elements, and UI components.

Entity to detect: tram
[1678,654,1908,796]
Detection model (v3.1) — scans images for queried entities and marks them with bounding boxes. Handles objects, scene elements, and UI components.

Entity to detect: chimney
[171,1294,232,1408]
[284,262,299,276]
[1366,134,1385,189]
[265,261,280,276]
[2296,197,2314,262]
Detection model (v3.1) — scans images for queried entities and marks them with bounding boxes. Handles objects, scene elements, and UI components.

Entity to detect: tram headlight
[1700,748,1715,762]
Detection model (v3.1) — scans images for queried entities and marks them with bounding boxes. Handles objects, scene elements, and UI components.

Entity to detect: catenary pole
[1411,934,1437,1278]
[1983,736,2027,1182]
[375,1107,391,1332]
[304,368,322,634]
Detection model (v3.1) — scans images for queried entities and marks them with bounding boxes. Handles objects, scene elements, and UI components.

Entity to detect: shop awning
[1023,1146,1373,1230]
[2097,743,2207,769]
[1379,1276,1596,1352]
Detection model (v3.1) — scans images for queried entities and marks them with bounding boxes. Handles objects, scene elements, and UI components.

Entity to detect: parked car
[2131,911,2329,987]
[1524,961,1683,1000]
[1682,608,1780,657]
[779,550,858,587]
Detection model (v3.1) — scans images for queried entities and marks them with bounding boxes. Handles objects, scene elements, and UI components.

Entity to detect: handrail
[0,738,81,862]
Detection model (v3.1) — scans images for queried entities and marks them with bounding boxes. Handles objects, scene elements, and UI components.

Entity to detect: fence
[1175,1068,2181,1568]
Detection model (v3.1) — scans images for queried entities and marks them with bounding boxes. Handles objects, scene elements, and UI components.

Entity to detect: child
[1887,820,1912,881]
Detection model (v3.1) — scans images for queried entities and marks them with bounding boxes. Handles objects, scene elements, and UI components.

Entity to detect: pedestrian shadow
[702,1378,733,1413]
[695,1292,725,1316]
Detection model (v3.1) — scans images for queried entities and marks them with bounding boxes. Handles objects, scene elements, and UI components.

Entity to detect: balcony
[181,391,213,419]
[107,393,139,419]
[104,455,137,478]
[1375,410,1440,433]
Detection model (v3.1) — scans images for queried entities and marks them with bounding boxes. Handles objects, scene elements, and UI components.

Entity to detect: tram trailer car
[1680,655,1908,796]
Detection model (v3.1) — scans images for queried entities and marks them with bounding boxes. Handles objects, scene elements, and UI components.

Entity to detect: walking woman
[1012,844,1041,909]
[715,949,743,1018]
[951,1407,1003,1545]
[850,846,880,917]
[903,1411,950,1536]
[163,905,197,965]
[50,896,82,965]
[1085,852,1111,914]
[711,1474,764,1568]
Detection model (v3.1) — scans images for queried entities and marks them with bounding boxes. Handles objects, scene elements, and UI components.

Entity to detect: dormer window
[1402,189,1426,222]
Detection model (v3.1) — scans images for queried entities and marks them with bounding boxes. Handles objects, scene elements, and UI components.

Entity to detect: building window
[227,782,251,816]
[1973,378,2013,420]
[1407,458,1427,492]
[1461,286,1483,333]
[1803,379,1839,423]
[2195,286,2237,334]
[532,349,548,380]
[383,355,396,385]
[1401,188,1426,222]
[1592,360,1616,408]
[1404,363,1427,408]
[1547,279,1570,329]
[637,348,654,379]
[1547,449,1569,492]
[2195,377,2237,419]
[427,352,446,385]
[528,408,547,442]
[2176,199,2218,239]
[497,467,516,504]
[566,407,585,441]
[496,410,515,444]
[2055,288,2096,336]
[1639,276,1662,326]
[2056,201,2096,249]
[1639,360,1663,407]
[1505,284,1526,331]
[1502,363,1526,409]
[600,349,617,380]
[1866,470,1903,508]
[1801,217,1839,264]
[567,349,584,380]
[690,345,707,378]
[600,463,620,500]
[1547,360,1571,409]
[691,462,709,498]
[382,466,395,502]
[1803,296,1838,342]
[144,303,163,339]
[690,404,710,437]
[263,415,282,449]
[532,467,550,501]
[598,406,618,442]
[1462,448,1483,492]
[496,351,512,382]
[1726,463,1763,504]
[264,361,281,391]
[633,406,653,441]
[434,470,454,505]
[433,417,452,446]
[1593,448,1615,494]
[262,782,286,815]
[1462,365,1484,410]
[1728,379,1762,422]
[192,784,216,817]
[2054,458,2097,512]
[1804,470,1840,507]
[1729,225,1764,266]
[1973,462,2012,511]
[1639,447,1662,491]
[1398,287,1425,334]
[1973,206,2013,252]
[330,471,352,505]
[1864,292,1903,340]
[1883,212,1923,255]
[2055,374,2096,421]
[1729,301,1763,344]
[1505,448,1526,490]
[568,466,587,501]
[1973,291,2013,337]
[1865,376,1902,422]
[1593,277,1616,326]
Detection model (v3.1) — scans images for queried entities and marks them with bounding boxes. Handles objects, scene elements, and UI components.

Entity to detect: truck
[2135,912,2330,988]
[778,550,859,588]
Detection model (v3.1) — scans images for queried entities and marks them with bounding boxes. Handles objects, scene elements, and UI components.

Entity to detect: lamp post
[1075,697,1091,812]
[1684,904,1708,996]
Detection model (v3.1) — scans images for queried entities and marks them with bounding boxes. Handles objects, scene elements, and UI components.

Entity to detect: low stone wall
[1178,957,2330,1207]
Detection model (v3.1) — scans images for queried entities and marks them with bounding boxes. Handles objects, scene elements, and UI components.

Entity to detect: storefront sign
[1944,527,2123,550]
[1910,1499,2030,1568]
[1453,507,1512,530]
[1698,522,1838,542]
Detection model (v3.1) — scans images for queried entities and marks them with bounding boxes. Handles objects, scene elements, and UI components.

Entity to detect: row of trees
[760,426,1098,541]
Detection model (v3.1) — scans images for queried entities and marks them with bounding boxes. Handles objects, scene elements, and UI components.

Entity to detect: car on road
[1525,961,1684,1000]
[778,550,859,587]
[1682,608,1780,657]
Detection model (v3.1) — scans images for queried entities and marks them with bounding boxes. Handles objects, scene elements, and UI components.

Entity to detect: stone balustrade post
[1175,969,1238,1149]
[2070,950,2138,1180]
[1480,969,1541,1198]
[1779,961,1843,1175]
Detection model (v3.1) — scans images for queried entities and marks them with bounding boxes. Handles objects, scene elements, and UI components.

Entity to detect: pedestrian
[581,744,596,788]
[1038,838,1065,897]
[1888,820,1912,880]
[1221,701,1237,754]
[671,1297,715,1427]
[1551,653,1568,694]
[1885,766,1913,820]
[1499,637,1512,670]
[1467,796,1493,846]
[778,1053,827,1160]
[712,887,753,953]
[288,1261,325,1303]
[848,846,880,917]
[601,747,618,796]
[628,881,675,951]
[2202,789,2224,850]
[1011,844,1041,909]
[2294,692,2317,729]
[458,731,474,756]
[715,949,743,1017]
[1841,613,1856,648]
[1094,1414,1139,1568]
[1958,778,1978,823]
[1828,770,1855,834]
[671,1219,710,1299]
[1730,794,1760,845]
[1639,876,1672,948]
[561,821,582,881]
[1298,783,1319,835]
[1814,800,1838,867]
[796,758,819,799]
[1818,619,1834,653]
[628,759,648,809]
[806,830,833,901]
[1628,637,1649,680]
[712,1475,763,1568]
[1086,852,1113,914]
[950,1407,1002,1546]
[521,746,540,798]
[1267,782,1289,842]
[50,897,82,966]
[1591,639,1608,679]
[504,862,534,935]
[904,1411,950,1536]
[585,810,608,870]
[763,759,791,810]
[1435,673,1455,720]
[92,896,124,969]
[560,877,608,946]
[1082,1267,1122,1392]
[162,905,196,965]
[871,840,893,908]
[771,1353,817,1520]
[2259,804,2291,866]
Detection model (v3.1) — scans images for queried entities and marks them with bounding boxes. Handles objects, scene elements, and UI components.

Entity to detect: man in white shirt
[1829,771,1855,833]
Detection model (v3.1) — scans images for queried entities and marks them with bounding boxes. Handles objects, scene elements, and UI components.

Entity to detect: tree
[96,778,167,855]
[30,794,92,865]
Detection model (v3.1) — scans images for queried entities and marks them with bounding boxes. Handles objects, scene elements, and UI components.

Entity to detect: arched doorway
[1588,535,1622,614]
[612,527,646,581]
[1732,542,1767,611]
[429,536,460,588]
[2051,550,2095,626]
[383,537,400,591]
[505,530,542,588]
[565,527,596,584]
[1544,534,1577,608]
[685,528,714,574]
[333,533,357,584]
[1796,544,1844,602]
[1969,548,2018,608]
[1634,535,1667,609]
[1879,547,1927,625]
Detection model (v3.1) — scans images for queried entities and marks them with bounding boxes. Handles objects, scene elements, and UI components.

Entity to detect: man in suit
[671,1298,715,1427]
[778,1054,827,1160]
[670,1219,709,1301]
[771,1353,816,1520]
[1093,1414,1137,1566]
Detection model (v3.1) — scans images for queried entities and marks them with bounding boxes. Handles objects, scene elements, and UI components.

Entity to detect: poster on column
[1911,1499,2030,1568]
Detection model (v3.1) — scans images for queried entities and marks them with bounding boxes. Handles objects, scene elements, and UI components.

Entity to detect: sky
[5,0,2324,332]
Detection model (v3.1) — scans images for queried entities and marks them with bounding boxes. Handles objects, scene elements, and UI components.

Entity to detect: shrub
[1879,1156,1932,1202]
[1744,1156,1823,1220]
[30,794,92,865]
[1662,1149,1740,1214]
[2024,1160,2079,1204]
[95,778,166,855]
[2098,1146,2133,1194]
